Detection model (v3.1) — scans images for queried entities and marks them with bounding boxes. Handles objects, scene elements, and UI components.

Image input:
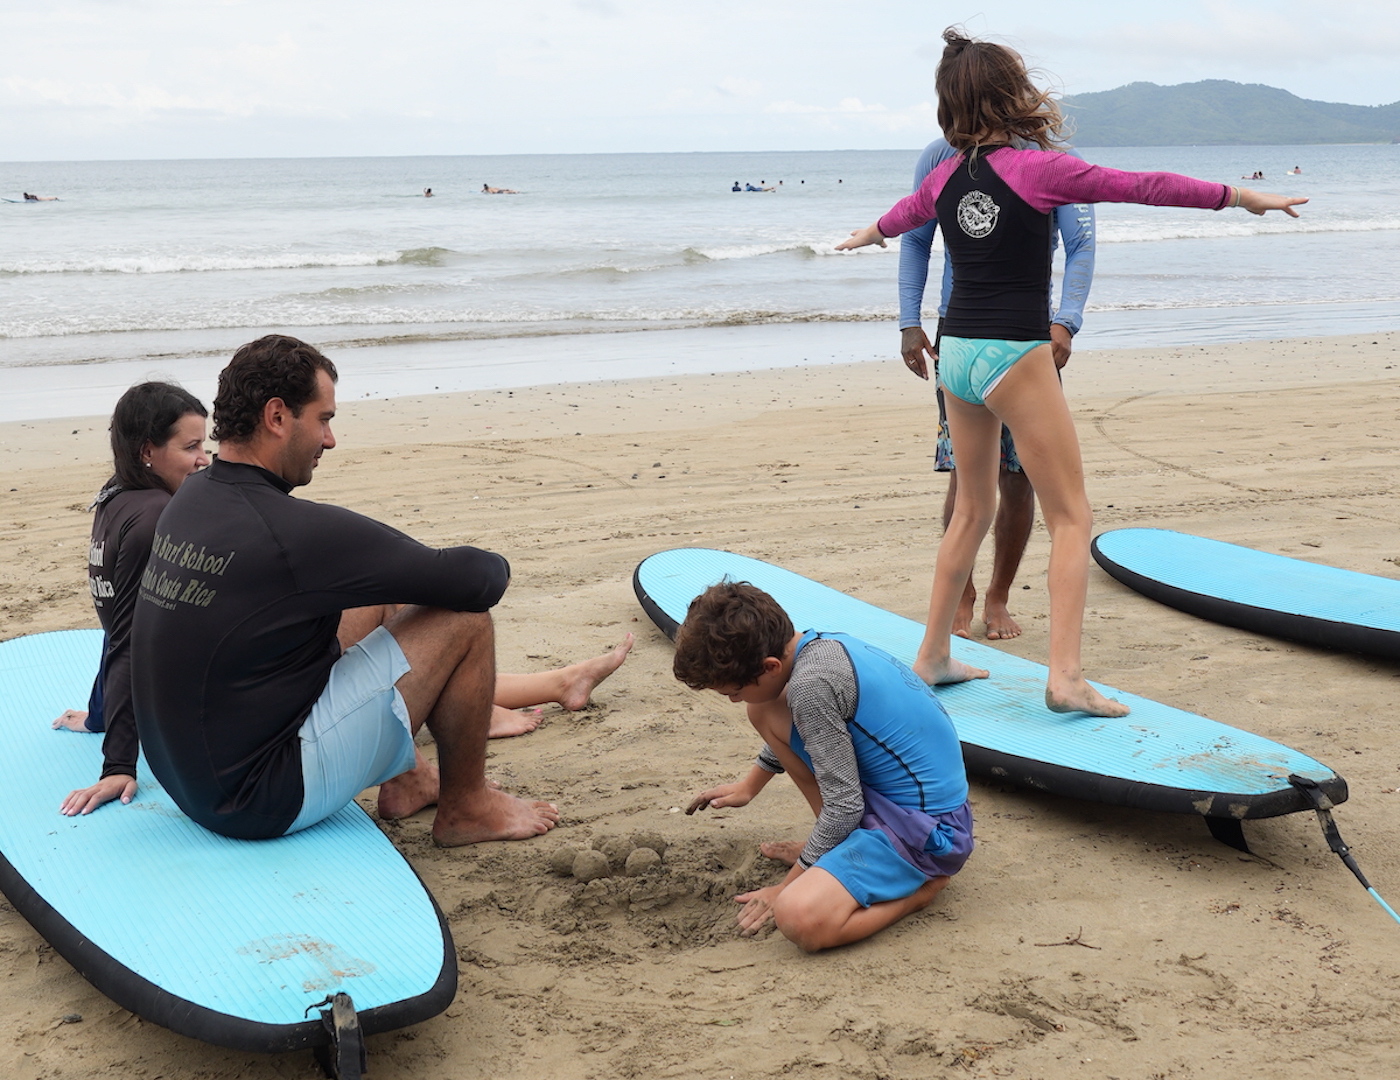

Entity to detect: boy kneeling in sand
[674,581,973,951]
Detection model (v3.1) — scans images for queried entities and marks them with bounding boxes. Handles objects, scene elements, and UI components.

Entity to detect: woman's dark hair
[212,335,338,444]
[935,28,1064,154]
[672,580,794,691]
[109,382,208,494]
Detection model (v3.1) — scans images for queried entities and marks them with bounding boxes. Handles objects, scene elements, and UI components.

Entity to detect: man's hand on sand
[60,774,137,816]
[901,326,936,381]
[1049,323,1073,370]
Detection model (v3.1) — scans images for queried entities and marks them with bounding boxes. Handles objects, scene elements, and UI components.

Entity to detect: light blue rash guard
[897,138,1096,335]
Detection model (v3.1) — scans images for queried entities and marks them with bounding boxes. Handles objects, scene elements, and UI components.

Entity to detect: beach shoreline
[4,330,1400,1078]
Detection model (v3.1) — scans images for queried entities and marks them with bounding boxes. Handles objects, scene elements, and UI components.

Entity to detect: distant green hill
[1062,80,1400,146]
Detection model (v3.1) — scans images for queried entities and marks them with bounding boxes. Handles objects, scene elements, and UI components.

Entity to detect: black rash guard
[88,485,170,780]
[131,458,511,839]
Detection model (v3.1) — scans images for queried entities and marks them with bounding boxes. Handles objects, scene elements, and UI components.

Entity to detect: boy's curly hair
[213,335,338,444]
[936,27,1065,154]
[672,580,794,691]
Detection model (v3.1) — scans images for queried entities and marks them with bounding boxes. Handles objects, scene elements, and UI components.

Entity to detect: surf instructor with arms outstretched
[132,334,559,844]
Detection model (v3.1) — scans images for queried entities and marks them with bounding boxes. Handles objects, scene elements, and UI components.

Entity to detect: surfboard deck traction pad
[0,629,455,1058]
[633,548,1346,823]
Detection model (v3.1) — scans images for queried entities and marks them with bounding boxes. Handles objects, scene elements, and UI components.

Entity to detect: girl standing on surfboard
[837,29,1306,717]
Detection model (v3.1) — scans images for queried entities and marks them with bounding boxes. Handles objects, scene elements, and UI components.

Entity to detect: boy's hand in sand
[901,326,936,380]
[836,223,886,250]
[60,774,137,816]
[1236,189,1308,217]
[686,780,755,814]
[734,884,783,935]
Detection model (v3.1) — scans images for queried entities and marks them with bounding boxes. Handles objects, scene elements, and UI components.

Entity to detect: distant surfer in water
[424,187,434,197]
[482,184,518,194]
[675,582,972,952]
[838,28,1305,717]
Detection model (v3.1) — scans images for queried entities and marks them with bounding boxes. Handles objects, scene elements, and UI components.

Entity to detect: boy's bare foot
[378,749,441,820]
[432,786,560,846]
[557,633,634,710]
[489,705,543,738]
[1045,682,1130,718]
[52,709,92,732]
[983,599,1022,640]
[952,582,976,640]
[759,840,804,866]
[914,655,989,685]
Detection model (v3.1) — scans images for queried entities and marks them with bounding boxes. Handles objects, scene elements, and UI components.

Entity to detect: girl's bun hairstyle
[935,27,1065,154]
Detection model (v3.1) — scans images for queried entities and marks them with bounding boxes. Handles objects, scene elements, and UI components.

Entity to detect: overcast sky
[2,0,1395,161]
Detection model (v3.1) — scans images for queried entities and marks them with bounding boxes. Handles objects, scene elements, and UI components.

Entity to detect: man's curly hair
[213,335,339,444]
[672,580,794,691]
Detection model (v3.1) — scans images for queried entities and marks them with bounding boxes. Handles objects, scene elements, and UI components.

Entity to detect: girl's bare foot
[1045,682,1130,718]
[489,705,543,738]
[983,600,1022,640]
[914,655,990,686]
[378,749,440,819]
[557,634,634,710]
[760,840,804,866]
[432,787,560,846]
[952,582,976,640]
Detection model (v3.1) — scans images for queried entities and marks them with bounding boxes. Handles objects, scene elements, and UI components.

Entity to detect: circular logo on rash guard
[957,190,1000,238]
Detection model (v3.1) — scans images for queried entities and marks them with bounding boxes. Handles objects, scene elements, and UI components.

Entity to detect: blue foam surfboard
[1092,528,1400,660]
[633,549,1346,827]
[0,630,455,1054]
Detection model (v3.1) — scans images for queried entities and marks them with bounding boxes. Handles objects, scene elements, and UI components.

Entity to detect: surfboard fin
[1205,816,1250,853]
[310,992,366,1080]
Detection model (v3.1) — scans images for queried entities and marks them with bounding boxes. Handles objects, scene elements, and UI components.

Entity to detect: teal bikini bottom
[937,336,1049,405]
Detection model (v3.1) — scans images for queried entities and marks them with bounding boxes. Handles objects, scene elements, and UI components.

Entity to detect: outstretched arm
[1234,187,1308,217]
[836,222,887,251]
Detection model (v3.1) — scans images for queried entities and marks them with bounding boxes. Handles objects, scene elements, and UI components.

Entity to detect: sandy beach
[3,328,1400,1079]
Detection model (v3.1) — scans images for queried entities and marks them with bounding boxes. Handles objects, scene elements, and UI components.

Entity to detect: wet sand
[3,329,1400,1079]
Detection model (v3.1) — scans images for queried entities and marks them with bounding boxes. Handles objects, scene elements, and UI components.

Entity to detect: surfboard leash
[1288,774,1400,928]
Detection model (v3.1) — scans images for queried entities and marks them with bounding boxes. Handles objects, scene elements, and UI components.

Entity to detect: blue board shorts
[811,800,974,908]
[285,625,418,834]
[937,335,1048,407]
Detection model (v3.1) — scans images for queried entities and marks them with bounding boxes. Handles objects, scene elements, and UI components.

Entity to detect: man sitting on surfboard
[132,335,560,845]
[674,581,972,951]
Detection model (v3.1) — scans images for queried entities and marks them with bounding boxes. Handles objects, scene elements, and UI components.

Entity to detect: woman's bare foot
[52,709,93,732]
[557,634,634,710]
[432,786,560,846]
[489,705,543,739]
[760,840,804,866]
[914,655,990,686]
[1045,682,1130,718]
[983,599,1022,640]
[378,749,440,820]
[952,582,976,640]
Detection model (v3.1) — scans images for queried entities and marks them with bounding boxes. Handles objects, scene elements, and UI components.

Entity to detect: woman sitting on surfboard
[54,382,211,815]
[836,29,1306,717]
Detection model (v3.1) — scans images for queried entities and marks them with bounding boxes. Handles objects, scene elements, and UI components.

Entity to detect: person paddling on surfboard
[675,581,972,952]
[131,335,559,845]
[837,29,1306,717]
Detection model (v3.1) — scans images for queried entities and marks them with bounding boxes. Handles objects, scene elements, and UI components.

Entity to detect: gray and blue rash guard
[896,138,1095,335]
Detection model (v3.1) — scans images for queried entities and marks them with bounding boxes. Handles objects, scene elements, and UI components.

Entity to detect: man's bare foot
[51,709,93,732]
[1045,682,1130,718]
[759,840,804,866]
[378,749,440,820]
[983,599,1022,640]
[489,704,543,738]
[914,655,990,685]
[557,633,634,710]
[432,786,560,846]
[952,581,976,640]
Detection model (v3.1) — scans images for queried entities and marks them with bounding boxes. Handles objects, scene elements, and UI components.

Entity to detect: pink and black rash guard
[877,147,1231,341]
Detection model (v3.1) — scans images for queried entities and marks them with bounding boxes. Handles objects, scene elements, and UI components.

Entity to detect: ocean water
[3,145,1398,420]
